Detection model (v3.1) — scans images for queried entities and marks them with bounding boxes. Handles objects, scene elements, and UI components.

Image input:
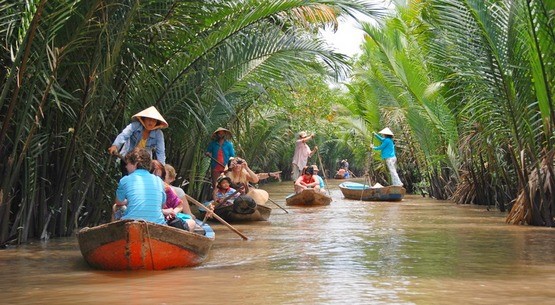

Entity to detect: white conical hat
[132,106,168,129]
[378,127,394,136]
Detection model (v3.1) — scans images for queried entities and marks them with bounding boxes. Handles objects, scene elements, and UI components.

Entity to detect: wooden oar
[201,189,241,225]
[315,147,331,195]
[185,194,248,240]
[248,183,289,214]
[266,197,289,214]
[205,154,226,168]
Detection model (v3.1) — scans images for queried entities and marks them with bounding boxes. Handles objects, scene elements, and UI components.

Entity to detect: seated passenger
[212,176,241,209]
[112,148,166,224]
[150,160,196,232]
[311,165,326,193]
[294,166,320,194]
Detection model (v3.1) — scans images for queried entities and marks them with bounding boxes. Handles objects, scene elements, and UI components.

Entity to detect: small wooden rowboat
[77,219,215,271]
[339,182,406,201]
[210,204,271,222]
[285,189,332,206]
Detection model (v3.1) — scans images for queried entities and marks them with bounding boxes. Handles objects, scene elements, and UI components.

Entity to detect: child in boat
[108,106,168,176]
[294,166,320,194]
[212,176,240,209]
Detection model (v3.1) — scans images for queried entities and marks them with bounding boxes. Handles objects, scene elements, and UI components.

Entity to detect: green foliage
[0,0,386,243]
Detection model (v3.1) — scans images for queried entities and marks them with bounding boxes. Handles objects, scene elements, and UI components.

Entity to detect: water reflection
[2,179,555,304]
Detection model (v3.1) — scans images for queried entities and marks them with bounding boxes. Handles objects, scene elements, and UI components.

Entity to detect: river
[1,178,555,304]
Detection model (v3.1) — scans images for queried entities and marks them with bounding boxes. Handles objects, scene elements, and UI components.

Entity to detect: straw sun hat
[298,131,308,138]
[378,127,394,136]
[212,127,232,138]
[132,106,168,129]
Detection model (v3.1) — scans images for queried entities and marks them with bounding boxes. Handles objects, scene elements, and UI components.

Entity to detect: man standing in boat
[291,131,318,181]
[205,127,235,186]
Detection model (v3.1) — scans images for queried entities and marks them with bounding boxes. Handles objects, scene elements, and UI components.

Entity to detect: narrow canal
[1,178,555,304]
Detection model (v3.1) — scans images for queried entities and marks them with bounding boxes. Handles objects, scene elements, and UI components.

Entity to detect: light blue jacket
[373,134,396,159]
[112,121,166,164]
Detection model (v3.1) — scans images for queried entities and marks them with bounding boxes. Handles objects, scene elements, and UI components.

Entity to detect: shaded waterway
[2,178,555,304]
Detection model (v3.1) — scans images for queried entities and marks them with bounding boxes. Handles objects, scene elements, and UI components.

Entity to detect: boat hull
[285,189,332,206]
[77,219,214,271]
[212,204,271,222]
[339,182,405,201]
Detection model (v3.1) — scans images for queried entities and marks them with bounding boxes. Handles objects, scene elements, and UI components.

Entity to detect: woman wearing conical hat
[205,127,235,186]
[108,106,168,175]
[371,127,403,186]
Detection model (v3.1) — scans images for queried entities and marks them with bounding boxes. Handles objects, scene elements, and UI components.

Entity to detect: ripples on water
[2,179,555,304]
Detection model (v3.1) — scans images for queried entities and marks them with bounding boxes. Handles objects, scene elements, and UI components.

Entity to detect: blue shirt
[374,134,396,159]
[315,175,325,189]
[112,121,166,164]
[206,140,235,169]
[116,169,166,224]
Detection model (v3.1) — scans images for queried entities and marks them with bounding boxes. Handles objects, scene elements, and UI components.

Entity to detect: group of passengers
[108,107,206,232]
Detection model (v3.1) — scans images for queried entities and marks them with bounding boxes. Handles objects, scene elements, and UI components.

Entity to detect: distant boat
[77,219,214,270]
[339,182,405,201]
[285,189,332,206]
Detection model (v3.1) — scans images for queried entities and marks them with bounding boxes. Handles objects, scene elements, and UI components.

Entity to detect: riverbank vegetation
[1,0,553,245]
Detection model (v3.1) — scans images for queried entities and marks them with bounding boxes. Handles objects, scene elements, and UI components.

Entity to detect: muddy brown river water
[1,178,555,304]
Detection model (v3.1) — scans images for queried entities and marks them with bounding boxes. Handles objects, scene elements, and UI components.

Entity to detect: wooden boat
[339,181,405,201]
[210,203,271,222]
[77,219,215,271]
[285,189,332,206]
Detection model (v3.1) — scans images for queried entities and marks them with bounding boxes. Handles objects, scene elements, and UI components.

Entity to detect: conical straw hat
[132,106,168,129]
[247,188,269,205]
[212,127,232,138]
[378,127,394,136]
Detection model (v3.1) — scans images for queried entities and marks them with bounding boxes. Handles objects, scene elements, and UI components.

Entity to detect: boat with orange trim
[77,219,214,270]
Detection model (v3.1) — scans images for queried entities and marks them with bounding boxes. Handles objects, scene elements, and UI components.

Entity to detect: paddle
[200,189,240,225]
[185,194,249,240]
[315,146,331,196]
[205,153,226,168]
[248,183,289,214]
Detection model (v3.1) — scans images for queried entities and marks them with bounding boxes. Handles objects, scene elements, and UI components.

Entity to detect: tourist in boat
[340,159,350,178]
[294,166,320,194]
[112,148,166,224]
[205,127,235,186]
[108,106,168,176]
[311,164,326,193]
[225,156,267,209]
[225,157,260,195]
[150,160,196,231]
[163,163,195,216]
[371,127,403,186]
[335,168,347,179]
[291,131,318,181]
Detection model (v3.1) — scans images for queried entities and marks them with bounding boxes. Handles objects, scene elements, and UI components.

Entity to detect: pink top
[292,139,311,169]
[164,186,182,209]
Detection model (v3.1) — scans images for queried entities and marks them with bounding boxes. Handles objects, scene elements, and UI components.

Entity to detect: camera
[236,159,243,164]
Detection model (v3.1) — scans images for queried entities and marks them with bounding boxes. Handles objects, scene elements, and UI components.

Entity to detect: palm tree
[0,0,386,244]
